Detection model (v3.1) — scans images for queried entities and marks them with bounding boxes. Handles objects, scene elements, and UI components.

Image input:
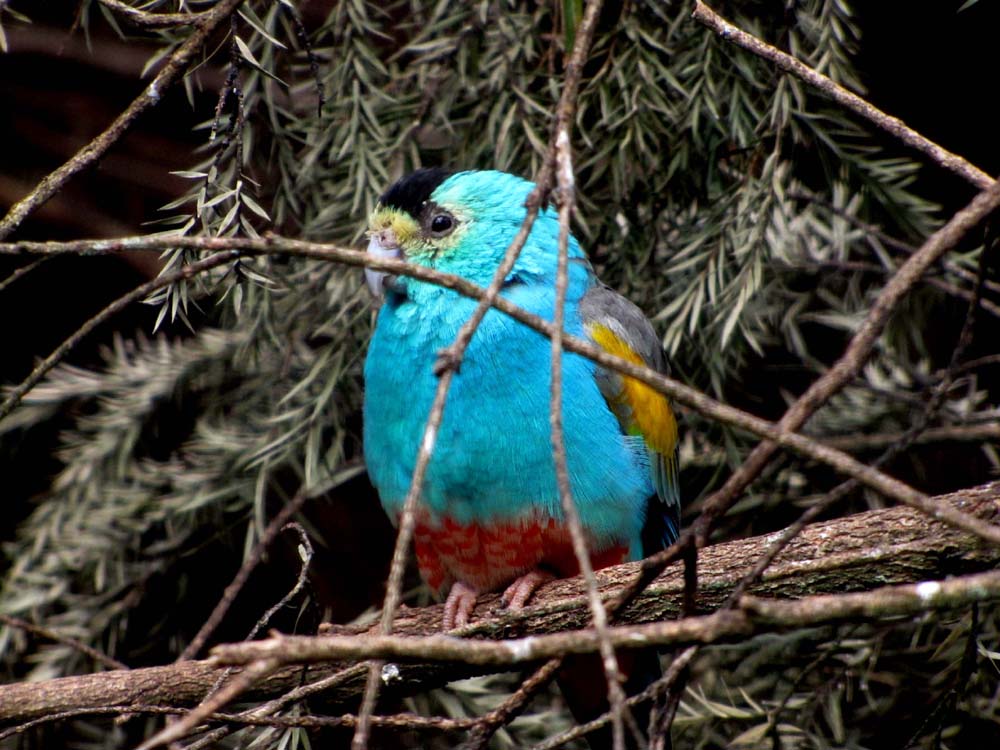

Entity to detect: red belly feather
[413,513,628,593]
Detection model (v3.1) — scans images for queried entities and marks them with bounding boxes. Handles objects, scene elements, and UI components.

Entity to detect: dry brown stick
[164,519,316,746]
[692,1,993,190]
[136,658,281,750]
[194,522,316,727]
[825,422,1000,451]
[0,0,244,241]
[181,664,369,750]
[0,250,239,421]
[0,257,49,293]
[532,646,698,750]
[1,236,995,545]
[550,117,631,750]
[0,614,128,672]
[459,658,564,749]
[0,703,473,743]
[3,482,997,725]
[97,0,211,29]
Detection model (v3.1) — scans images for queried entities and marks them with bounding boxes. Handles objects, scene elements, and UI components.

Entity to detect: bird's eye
[430,214,454,234]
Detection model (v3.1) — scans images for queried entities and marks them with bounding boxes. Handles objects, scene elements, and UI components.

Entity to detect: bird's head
[364,168,585,299]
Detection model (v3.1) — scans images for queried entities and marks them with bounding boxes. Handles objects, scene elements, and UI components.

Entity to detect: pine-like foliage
[1,1,997,747]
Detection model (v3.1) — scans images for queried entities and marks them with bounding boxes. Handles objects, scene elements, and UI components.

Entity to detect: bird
[362,167,680,632]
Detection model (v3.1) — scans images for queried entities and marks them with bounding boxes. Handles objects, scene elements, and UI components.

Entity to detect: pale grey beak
[365,234,403,298]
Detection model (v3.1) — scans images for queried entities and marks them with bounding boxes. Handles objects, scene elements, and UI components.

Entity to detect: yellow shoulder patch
[588,323,678,457]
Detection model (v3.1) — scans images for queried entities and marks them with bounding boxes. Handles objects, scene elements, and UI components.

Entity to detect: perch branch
[2,482,997,725]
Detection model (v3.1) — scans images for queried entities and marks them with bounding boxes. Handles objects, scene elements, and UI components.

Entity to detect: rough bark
[1,482,998,724]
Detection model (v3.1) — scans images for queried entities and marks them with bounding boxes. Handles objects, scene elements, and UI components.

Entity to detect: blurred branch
[97,0,211,29]
[2,482,997,725]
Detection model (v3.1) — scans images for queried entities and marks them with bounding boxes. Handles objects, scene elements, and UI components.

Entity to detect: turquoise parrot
[363,168,680,630]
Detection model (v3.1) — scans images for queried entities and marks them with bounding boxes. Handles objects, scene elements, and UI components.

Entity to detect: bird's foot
[443,581,479,629]
[501,569,555,610]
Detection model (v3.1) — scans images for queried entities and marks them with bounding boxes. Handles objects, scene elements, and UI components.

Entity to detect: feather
[579,283,682,553]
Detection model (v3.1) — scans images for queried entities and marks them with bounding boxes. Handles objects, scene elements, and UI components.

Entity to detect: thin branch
[532,647,698,750]
[458,659,563,750]
[0,702,474,743]
[550,102,630,750]
[209,570,1000,667]
[179,492,311,661]
[0,613,128,672]
[0,0,244,241]
[0,257,49,293]
[136,658,281,750]
[0,250,240,421]
[2,236,996,544]
[692,1,993,190]
[181,664,369,750]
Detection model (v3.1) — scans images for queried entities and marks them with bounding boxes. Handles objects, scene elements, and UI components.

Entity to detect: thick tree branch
[2,482,997,726]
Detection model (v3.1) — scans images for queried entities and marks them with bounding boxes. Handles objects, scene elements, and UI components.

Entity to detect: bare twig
[181,664,369,750]
[0,613,128,672]
[550,115,630,750]
[0,702,474,743]
[532,647,698,750]
[136,658,281,750]
[0,250,240,422]
[194,522,315,727]
[2,236,996,544]
[248,523,313,642]
[458,659,564,749]
[0,0,244,241]
[0,257,49,293]
[692,1,993,190]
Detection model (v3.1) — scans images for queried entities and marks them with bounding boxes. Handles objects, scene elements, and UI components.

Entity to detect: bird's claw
[501,569,555,611]
[443,581,478,629]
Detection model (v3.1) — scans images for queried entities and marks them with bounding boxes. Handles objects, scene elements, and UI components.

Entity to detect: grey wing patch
[579,284,666,373]
[579,283,681,550]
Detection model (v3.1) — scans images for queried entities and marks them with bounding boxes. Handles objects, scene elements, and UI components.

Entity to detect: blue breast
[363,270,653,558]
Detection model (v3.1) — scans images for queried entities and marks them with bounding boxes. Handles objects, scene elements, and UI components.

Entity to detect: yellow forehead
[367,204,468,255]
[368,207,421,244]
